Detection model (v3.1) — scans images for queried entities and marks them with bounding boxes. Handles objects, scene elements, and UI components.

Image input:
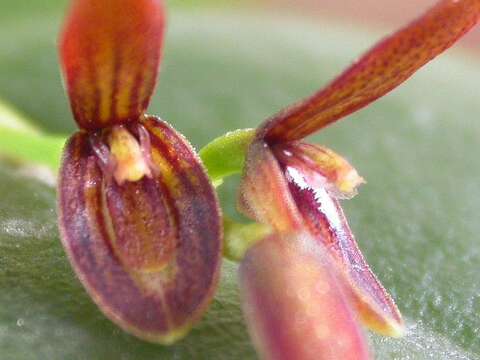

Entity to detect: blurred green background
[0,1,479,359]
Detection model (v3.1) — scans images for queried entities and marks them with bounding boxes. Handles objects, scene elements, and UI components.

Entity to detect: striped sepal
[60,0,165,130]
[58,117,222,343]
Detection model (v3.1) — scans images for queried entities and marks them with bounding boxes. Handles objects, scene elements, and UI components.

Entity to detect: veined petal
[285,168,404,337]
[239,234,371,360]
[60,0,165,130]
[238,139,304,234]
[263,0,480,142]
[57,119,222,343]
[273,141,364,199]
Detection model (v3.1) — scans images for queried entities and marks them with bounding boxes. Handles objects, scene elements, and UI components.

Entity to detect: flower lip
[106,125,154,185]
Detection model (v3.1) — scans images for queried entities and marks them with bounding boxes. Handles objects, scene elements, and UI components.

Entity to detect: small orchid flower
[237,1,480,358]
[57,0,221,344]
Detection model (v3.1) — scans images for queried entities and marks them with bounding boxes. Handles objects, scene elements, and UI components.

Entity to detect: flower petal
[239,233,371,360]
[57,119,222,343]
[263,0,480,142]
[60,0,165,130]
[273,142,364,199]
[238,140,304,233]
[285,168,404,337]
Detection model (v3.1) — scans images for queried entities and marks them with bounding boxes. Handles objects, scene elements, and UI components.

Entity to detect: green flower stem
[201,129,270,261]
[223,217,272,262]
[0,99,39,134]
[0,126,64,170]
[201,129,269,261]
[0,101,66,170]
[199,128,255,186]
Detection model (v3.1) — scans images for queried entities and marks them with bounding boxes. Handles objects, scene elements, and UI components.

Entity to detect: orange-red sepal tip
[60,0,165,130]
[285,167,404,337]
[239,234,371,360]
[58,116,222,343]
[264,0,480,142]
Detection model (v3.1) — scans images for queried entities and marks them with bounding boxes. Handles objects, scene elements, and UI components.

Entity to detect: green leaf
[0,126,65,171]
[1,6,479,359]
[0,100,65,171]
[0,100,39,133]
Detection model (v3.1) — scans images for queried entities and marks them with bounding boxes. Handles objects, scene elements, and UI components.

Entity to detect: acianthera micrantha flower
[57,0,222,344]
[237,1,480,359]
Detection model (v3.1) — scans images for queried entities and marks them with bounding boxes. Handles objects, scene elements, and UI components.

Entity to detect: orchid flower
[236,1,480,358]
[57,0,221,344]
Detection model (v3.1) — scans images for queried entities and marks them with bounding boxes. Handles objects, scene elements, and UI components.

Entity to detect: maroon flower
[238,1,480,358]
[57,0,222,343]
